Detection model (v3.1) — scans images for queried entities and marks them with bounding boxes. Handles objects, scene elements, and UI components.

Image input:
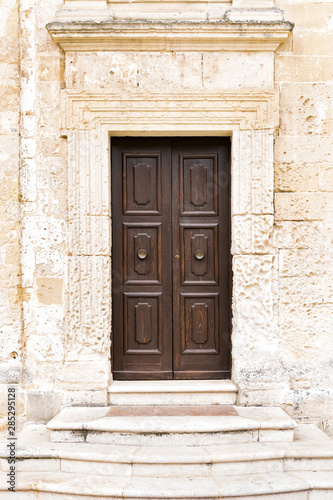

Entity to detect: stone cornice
[46,20,293,52]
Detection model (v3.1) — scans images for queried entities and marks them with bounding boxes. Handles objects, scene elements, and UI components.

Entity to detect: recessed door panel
[124,293,162,354]
[112,137,230,380]
[123,154,161,215]
[180,155,218,215]
[181,224,218,285]
[123,224,161,284]
[180,293,220,355]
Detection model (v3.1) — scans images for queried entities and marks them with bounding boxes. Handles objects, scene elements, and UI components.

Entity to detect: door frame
[61,89,278,397]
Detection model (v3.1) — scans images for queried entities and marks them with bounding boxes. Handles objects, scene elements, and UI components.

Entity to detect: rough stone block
[319,57,333,82]
[0,361,22,384]
[320,165,333,192]
[293,29,333,56]
[38,55,62,82]
[232,215,274,254]
[0,320,22,360]
[280,276,333,305]
[274,221,322,249]
[275,163,320,192]
[281,3,333,29]
[279,249,333,277]
[281,329,332,366]
[259,429,294,443]
[203,52,273,89]
[55,361,110,391]
[25,333,65,362]
[26,390,63,423]
[1,458,60,472]
[36,277,63,305]
[232,255,280,380]
[66,256,111,360]
[237,386,291,407]
[275,137,333,164]
[62,390,108,406]
[275,192,332,221]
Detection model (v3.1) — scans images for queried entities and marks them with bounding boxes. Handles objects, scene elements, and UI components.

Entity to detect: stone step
[1,424,333,498]
[47,405,297,446]
[0,469,333,499]
[2,431,333,478]
[108,379,238,406]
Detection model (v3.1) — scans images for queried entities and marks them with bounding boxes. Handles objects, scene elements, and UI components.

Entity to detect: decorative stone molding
[60,89,279,390]
[61,90,279,133]
[46,21,293,52]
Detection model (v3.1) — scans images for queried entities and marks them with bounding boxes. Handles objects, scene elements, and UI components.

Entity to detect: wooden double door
[112,137,231,380]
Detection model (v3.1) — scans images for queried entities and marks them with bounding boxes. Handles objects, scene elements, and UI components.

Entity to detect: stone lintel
[46,20,293,52]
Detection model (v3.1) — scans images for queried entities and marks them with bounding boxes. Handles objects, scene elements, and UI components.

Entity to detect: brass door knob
[194,249,205,260]
[137,249,148,259]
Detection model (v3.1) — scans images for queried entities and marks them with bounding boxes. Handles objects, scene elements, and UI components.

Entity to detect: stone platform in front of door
[47,405,297,446]
[1,418,333,499]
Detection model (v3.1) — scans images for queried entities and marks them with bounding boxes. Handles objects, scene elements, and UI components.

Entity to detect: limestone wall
[275,0,333,435]
[0,0,332,435]
[0,0,22,428]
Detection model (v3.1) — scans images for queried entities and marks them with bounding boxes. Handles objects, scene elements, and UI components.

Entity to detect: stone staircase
[1,381,333,499]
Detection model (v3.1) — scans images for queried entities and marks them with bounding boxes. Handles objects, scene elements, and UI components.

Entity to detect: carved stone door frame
[59,89,280,401]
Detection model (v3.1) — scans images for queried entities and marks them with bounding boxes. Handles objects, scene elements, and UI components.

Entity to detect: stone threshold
[108,379,237,393]
[108,379,238,405]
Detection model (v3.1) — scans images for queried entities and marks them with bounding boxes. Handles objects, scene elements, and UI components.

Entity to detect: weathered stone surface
[55,362,111,391]
[66,256,111,361]
[26,390,63,423]
[232,215,274,254]
[279,249,333,277]
[275,192,333,221]
[274,221,323,249]
[232,255,282,391]
[275,163,320,192]
[232,130,274,216]
[0,361,22,384]
[0,0,332,439]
